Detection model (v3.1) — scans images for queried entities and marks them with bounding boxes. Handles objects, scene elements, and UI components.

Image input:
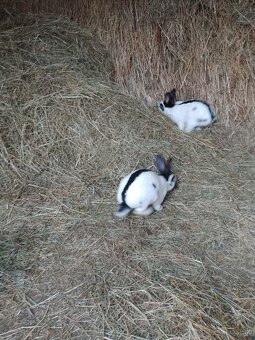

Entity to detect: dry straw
[3,0,254,124]
[0,6,254,340]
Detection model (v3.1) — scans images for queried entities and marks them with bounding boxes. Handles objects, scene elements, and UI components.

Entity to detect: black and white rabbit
[158,88,217,132]
[114,154,176,217]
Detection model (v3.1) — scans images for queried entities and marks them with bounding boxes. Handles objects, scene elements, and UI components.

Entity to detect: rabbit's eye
[159,103,164,111]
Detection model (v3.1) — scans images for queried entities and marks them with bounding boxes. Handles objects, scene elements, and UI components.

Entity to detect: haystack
[0,14,254,339]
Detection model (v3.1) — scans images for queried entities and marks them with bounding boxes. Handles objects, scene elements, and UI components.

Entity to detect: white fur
[158,100,216,133]
[115,170,176,217]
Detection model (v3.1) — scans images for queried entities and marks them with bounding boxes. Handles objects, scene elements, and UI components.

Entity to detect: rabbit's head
[158,88,176,112]
[154,154,176,191]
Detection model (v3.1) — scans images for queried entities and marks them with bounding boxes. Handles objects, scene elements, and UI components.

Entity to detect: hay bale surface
[0,14,255,339]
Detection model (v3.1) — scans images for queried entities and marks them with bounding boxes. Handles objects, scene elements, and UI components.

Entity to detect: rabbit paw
[153,203,163,211]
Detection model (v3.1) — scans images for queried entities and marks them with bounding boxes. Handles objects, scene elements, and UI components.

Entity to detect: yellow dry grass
[0,3,254,340]
[2,0,254,124]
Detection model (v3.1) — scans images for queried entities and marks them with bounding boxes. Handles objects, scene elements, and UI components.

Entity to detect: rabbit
[114,154,176,217]
[158,88,217,133]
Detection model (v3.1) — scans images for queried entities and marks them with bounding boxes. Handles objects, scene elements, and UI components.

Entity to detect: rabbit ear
[170,88,176,97]
[164,88,176,107]
[154,154,167,174]
[166,157,172,170]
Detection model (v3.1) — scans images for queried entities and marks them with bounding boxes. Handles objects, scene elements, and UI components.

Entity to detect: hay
[0,13,255,340]
[3,0,254,124]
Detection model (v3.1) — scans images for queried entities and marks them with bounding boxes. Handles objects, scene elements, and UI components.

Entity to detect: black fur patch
[164,89,176,108]
[160,171,172,181]
[121,169,149,204]
[179,99,200,105]
[159,103,165,111]
[152,183,157,188]
[118,201,131,213]
[164,100,175,108]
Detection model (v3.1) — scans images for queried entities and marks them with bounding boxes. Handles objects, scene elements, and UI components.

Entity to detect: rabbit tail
[114,201,132,217]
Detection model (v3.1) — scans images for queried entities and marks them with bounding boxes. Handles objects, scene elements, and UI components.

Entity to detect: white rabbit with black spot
[158,88,217,133]
[114,154,176,217]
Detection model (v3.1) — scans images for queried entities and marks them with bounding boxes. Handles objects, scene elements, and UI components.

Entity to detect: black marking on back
[179,99,215,120]
[152,183,157,188]
[121,169,149,204]
[179,99,201,105]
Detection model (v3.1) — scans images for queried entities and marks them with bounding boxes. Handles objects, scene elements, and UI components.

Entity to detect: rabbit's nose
[159,103,164,111]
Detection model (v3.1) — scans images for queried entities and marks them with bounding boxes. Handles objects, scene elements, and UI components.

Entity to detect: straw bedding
[0,13,254,340]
